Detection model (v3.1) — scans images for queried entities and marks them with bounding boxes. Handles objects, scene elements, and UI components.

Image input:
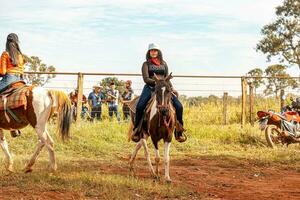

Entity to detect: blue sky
[1,0,298,96]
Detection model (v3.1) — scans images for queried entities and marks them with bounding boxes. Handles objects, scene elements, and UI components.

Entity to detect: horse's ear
[153,73,160,82]
[165,73,173,82]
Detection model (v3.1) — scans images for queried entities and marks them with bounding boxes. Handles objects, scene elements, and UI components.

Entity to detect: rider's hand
[172,90,179,97]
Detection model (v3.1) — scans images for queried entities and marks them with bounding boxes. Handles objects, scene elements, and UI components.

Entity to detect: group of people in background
[69,80,134,122]
[0,33,186,143]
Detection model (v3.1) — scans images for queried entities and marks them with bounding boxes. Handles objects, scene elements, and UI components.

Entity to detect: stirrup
[174,123,187,143]
[131,128,141,143]
[10,130,21,138]
[175,133,187,143]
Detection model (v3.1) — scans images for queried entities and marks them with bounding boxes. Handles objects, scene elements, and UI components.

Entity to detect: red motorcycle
[257,110,300,148]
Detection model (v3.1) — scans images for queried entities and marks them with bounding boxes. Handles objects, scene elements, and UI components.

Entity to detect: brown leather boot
[175,123,187,143]
[10,130,21,138]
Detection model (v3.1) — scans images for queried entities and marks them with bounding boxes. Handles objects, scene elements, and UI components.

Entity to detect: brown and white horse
[129,74,176,183]
[0,87,72,173]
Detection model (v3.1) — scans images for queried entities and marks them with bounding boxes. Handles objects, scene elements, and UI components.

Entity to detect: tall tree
[256,0,300,69]
[246,68,264,95]
[24,55,56,86]
[100,77,125,95]
[100,77,124,90]
[263,64,298,97]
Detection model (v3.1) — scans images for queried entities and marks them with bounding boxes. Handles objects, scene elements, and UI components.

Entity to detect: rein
[156,104,173,134]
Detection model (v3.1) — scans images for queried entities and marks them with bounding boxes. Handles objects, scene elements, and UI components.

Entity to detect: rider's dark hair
[6,33,22,66]
[146,49,164,63]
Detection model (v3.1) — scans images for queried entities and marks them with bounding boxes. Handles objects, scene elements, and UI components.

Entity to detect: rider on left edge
[0,33,25,137]
[0,33,25,91]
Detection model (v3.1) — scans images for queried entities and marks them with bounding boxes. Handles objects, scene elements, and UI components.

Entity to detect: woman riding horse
[0,33,24,92]
[0,34,72,173]
[0,33,25,137]
[131,43,186,143]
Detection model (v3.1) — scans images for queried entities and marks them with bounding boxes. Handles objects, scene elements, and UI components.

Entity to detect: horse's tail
[125,97,139,142]
[48,90,72,141]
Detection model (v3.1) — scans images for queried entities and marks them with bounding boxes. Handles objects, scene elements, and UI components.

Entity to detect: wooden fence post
[280,89,285,111]
[249,82,254,126]
[223,92,228,125]
[241,77,247,128]
[76,72,84,121]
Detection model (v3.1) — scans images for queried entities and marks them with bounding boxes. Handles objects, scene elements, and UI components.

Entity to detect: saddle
[126,96,139,114]
[126,95,156,132]
[0,81,33,123]
[126,96,155,115]
[127,95,181,133]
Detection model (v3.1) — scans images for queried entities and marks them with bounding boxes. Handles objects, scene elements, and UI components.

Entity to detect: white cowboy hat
[93,85,102,89]
[148,43,160,51]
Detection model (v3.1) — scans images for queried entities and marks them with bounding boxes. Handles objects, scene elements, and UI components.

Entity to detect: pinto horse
[129,73,176,183]
[0,86,72,173]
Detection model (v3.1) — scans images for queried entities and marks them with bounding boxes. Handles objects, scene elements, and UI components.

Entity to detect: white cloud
[0,0,289,76]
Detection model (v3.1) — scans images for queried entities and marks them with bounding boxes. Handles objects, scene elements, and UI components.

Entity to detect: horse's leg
[127,122,134,142]
[24,113,50,172]
[164,142,172,183]
[25,89,53,173]
[0,129,13,172]
[154,147,160,179]
[24,129,47,173]
[129,140,143,174]
[45,129,57,171]
[141,138,156,177]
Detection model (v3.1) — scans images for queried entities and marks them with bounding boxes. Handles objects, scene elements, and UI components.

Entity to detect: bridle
[155,83,173,133]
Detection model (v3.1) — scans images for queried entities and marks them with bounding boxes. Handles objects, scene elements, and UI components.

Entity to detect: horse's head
[153,73,173,116]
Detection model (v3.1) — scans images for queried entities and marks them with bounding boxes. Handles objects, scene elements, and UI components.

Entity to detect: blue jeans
[0,74,22,92]
[91,106,102,121]
[109,104,120,121]
[134,85,184,128]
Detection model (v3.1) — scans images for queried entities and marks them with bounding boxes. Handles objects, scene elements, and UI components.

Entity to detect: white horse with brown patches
[0,86,72,173]
[128,74,176,183]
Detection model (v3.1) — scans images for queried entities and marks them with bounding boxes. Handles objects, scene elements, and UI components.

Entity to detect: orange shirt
[0,51,24,75]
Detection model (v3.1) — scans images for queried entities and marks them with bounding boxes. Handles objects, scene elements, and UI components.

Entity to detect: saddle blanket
[127,96,140,114]
[0,86,32,111]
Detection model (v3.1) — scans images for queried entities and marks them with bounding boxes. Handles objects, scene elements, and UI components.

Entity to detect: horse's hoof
[7,163,14,173]
[129,165,134,172]
[48,164,57,172]
[129,167,136,176]
[50,168,57,173]
[153,176,160,182]
[24,167,33,173]
[165,179,172,184]
[5,168,14,175]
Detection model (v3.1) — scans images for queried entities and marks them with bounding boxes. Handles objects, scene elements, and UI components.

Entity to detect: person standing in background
[88,85,104,121]
[106,82,120,122]
[69,89,87,107]
[69,89,88,120]
[121,80,134,120]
